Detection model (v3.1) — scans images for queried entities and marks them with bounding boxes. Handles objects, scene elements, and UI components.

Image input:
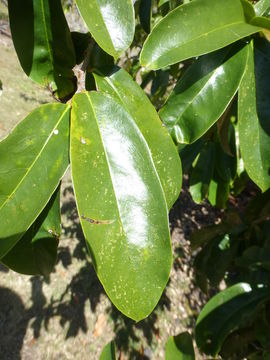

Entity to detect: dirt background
[0,4,221,359]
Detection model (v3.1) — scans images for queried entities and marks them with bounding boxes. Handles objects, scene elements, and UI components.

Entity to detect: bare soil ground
[0,6,221,359]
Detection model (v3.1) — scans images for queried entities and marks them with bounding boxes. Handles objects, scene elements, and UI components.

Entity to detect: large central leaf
[0,103,70,258]
[75,0,135,59]
[140,0,261,70]
[70,92,172,321]
[94,68,182,209]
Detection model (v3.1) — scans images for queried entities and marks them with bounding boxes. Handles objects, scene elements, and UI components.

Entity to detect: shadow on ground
[0,178,219,359]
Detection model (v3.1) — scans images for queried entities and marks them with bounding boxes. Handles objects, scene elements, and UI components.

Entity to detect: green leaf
[88,43,115,76]
[250,15,270,29]
[238,39,270,192]
[94,68,182,210]
[99,341,117,360]
[255,0,270,16]
[75,0,135,59]
[195,283,270,356]
[70,92,172,321]
[194,234,237,291]
[178,138,205,173]
[159,44,249,144]
[140,0,261,70]
[236,246,270,272]
[8,0,76,100]
[0,103,70,258]
[165,332,195,360]
[190,142,215,203]
[139,0,152,34]
[1,187,61,276]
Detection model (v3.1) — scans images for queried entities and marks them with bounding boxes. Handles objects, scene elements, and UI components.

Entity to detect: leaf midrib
[40,0,53,66]
[146,19,259,67]
[0,106,69,214]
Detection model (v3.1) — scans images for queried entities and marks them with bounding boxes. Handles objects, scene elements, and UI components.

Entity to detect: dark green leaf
[75,0,135,59]
[0,103,70,258]
[195,283,270,356]
[8,0,76,100]
[140,0,261,70]
[70,92,172,321]
[99,341,117,360]
[71,31,91,65]
[1,187,61,276]
[88,43,114,76]
[178,138,205,173]
[190,142,215,203]
[139,0,152,34]
[165,332,195,360]
[159,44,249,144]
[236,246,270,272]
[94,68,182,209]
[238,39,270,191]
[194,234,237,291]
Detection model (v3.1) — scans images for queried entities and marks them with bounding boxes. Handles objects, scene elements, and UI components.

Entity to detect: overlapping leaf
[165,332,195,360]
[140,0,261,70]
[71,92,172,321]
[99,341,117,360]
[0,103,70,258]
[94,68,182,209]
[238,39,270,192]
[195,283,270,356]
[75,0,135,59]
[159,44,249,144]
[8,0,76,100]
[1,188,61,276]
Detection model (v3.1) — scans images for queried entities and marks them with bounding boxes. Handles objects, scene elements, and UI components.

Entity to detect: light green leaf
[94,68,182,210]
[140,0,261,70]
[0,103,70,258]
[8,0,76,100]
[159,44,249,144]
[70,92,172,321]
[1,187,61,276]
[75,0,135,59]
[255,0,270,16]
[165,332,195,360]
[99,341,117,360]
[195,283,270,356]
[238,39,270,192]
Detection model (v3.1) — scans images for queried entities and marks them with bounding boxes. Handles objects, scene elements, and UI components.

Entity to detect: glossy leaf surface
[165,332,195,360]
[75,0,135,59]
[94,68,182,209]
[195,283,270,356]
[238,40,270,191]
[1,188,61,276]
[160,44,248,144]
[140,0,261,70]
[71,92,171,321]
[255,0,270,16]
[99,341,117,360]
[0,103,70,258]
[8,0,76,99]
